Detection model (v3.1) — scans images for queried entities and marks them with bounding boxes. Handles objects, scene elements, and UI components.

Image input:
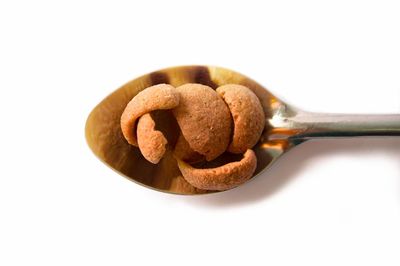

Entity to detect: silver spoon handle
[287,112,400,140]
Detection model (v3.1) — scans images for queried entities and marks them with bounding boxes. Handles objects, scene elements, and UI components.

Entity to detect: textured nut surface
[216,84,265,153]
[120,84,179,146]
[173,134,204,164]
[137,113,167,164]
[177,149,257,191]
[172,83,231,161]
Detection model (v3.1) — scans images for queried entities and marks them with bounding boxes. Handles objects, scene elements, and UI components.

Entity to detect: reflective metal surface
[85,65,400,195]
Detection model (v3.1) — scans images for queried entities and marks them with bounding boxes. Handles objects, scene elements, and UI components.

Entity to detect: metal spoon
[85,65,400,195]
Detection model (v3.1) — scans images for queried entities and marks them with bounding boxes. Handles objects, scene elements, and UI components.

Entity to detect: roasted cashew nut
[120,84,179,146]
[121,82,264,191]
[177,149,257,191]
[172,83,231,161]
[137,113,167,164]
[173,134,204,164]
[216,84,265,153]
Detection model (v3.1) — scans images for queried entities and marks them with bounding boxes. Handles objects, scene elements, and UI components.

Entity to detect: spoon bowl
[85,65,400,195]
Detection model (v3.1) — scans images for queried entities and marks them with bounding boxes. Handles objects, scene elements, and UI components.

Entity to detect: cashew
[137,113,167,164]
[172,83,231,161]
[177,149,257,191]
[216,84,265,153]
[121,84,179,146]
[173,134,204,164]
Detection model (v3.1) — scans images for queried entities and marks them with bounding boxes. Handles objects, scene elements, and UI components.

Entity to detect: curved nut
[137,113,167,164]
[177,149,257,191]
[173,134,204,164]
[172,83,231,161]
[121,84,179,146]
[216,84,265,153]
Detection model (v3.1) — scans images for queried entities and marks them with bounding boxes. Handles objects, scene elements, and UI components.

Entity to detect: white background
[1,1,399,265]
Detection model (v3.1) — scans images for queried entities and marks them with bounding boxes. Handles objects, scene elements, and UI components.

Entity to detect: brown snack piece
[173,134,204,164]
[137,113,167,164]
[120,84,179,146]
[177,149,257,191]
[172,83,231,161]
[216,84,265,153]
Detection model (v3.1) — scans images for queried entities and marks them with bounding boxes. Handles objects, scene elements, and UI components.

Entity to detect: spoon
[85,65,400,195]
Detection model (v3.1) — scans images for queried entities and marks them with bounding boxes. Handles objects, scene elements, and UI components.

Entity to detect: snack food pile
[121,83,265,191]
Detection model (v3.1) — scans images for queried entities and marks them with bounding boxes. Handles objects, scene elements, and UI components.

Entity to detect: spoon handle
[286,112,400,140]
